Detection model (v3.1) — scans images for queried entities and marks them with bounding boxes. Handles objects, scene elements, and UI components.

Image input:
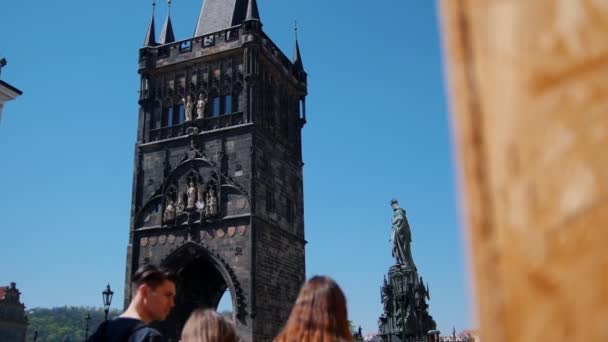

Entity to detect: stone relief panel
[135,144,250,230]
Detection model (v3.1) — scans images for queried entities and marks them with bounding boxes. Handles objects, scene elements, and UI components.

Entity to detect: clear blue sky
[0,0,472,335]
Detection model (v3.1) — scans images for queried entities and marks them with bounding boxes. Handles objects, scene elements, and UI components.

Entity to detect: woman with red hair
[274,276,354,342]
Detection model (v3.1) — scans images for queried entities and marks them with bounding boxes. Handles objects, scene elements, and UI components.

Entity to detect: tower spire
[245,0,260,21]
[159,0,175,45]
[293,21,304,73]
[143,0,157,47]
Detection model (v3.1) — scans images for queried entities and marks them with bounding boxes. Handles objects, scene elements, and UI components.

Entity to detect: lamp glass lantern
[102,284,114,320]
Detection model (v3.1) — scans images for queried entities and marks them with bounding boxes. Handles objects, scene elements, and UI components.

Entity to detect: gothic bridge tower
[125,0,308,340]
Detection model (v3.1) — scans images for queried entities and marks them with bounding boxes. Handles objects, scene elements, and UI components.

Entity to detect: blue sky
[0,0,472,335]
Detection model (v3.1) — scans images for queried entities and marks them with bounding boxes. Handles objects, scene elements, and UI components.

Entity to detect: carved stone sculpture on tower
[164,198,176,223]
[184,95,194,122]
[196,93,206,119]
[187,181,197,209]
[177,192,186,213]
[196,186,206,210]
[390,199,415,269]
[206,188,217,216]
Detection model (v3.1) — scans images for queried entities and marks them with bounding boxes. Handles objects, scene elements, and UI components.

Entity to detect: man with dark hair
[89,264,177,342]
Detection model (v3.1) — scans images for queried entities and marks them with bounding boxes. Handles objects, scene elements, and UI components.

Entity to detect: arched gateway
[156,242,243,340]
[125,0,308,340]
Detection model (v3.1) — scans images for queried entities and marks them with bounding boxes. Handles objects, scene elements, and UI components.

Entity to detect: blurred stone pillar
[439,1,608,341]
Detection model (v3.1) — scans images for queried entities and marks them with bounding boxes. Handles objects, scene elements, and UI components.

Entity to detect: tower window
[163,106,174,127]
[176,104,185,124]
[203,35,215,47]
[224,95,232,114]
[179,41,192,53]
[225,29,239,42]
[212,97,220,117]
[212,95,233,116]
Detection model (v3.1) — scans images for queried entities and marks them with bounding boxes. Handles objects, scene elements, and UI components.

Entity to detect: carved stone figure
[381,278,393,316]
[390,199,415,268]
[164,198,176,223]
[184,95,193,122]
[187,181,197,209]
[177,192,186,213]
[196,93,206,119]
[196,186,206,210]
[206,188,217,216]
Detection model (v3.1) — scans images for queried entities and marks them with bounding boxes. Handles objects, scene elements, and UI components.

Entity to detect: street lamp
[102,284,114,321]
[84,313,91,341]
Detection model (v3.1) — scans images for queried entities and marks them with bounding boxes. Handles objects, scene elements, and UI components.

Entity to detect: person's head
[131,264,177,323]
[181,309,238,342]
[274,276,353,342]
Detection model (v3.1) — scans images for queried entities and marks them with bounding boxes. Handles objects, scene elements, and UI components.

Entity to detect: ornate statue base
[378,263,437,342]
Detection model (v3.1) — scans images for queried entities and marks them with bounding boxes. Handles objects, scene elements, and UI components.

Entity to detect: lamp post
[84,313,91,341]
[102,284,114,321]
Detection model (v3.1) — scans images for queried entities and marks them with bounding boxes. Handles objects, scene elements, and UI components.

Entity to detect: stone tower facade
[125,1,308,340]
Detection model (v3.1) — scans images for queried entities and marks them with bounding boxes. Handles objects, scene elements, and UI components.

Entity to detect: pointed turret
[293,22,305,73]
[244,0,260,22]
[144,1,157,47]
[159,0,175,45]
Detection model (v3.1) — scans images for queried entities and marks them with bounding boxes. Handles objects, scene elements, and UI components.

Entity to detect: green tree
[27,306,120,342]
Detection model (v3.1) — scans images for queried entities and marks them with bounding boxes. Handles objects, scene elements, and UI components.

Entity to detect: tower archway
[155,242,239,341]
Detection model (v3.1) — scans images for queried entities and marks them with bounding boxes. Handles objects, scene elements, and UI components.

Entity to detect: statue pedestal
[379,264,436,341]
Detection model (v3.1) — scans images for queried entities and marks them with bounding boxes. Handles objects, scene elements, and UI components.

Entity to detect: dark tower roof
[245,0,260,22]
[194,0,261,37]
[144,15,157,46]
[293,23,304,72]
[159,0,175,45]
[293,40,304,72]
[143,2,157,47]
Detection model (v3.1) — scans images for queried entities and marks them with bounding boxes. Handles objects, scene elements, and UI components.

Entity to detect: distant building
[440,329,479,342]
[0,57,23,125]
[0,282,28,342]
[364,333,383,342]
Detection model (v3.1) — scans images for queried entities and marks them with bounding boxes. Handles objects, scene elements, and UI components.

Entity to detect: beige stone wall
[439,1,608,341]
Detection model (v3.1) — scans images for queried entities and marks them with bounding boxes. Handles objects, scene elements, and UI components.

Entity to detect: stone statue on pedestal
[184,95,194,122]
[390,199,415,269]
[187,181,197,209]
[196,93,206,119]
[164,198,176,223]
[196,186,206,210]
[206,188,217,216]
[177,193,186,213]
[378,200,436,340]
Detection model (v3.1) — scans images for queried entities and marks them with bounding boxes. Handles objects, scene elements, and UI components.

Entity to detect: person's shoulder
[130,325,164,342]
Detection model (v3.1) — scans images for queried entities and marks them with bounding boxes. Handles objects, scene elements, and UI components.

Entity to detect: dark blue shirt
[88,317,164,342]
